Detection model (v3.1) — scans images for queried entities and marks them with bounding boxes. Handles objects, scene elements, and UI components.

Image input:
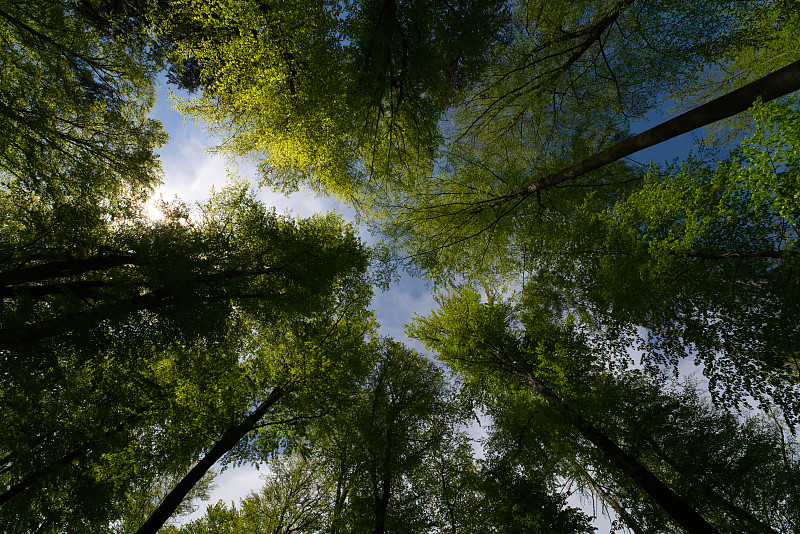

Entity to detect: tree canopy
[3,0,800,532]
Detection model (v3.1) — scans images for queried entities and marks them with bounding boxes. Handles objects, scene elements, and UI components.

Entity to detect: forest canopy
[1,0,799,533]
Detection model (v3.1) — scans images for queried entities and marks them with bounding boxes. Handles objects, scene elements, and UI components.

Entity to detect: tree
[132,236,376,533]
[1,181,369,348]
[574,373,800,533]
[155,0,800,417]
[0,0,167,203]
[167,340,457,534]
[382,98,800,421]
[314,339,455,534]
[477,458,596,534]
[170,338,596,534]
[410,288,797,533]
[161,0,507,199]
[162,0,797,200]
[0,182,375,532]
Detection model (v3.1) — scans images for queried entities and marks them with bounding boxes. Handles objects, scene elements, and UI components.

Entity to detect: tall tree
[156,0,800,415]
[0,182,375,533]
[382,98,800,421]
[162,0,797,201]
[316,340,455,534]
[410,288,797,533]
[170,339,596,534]
[161,0,507,199]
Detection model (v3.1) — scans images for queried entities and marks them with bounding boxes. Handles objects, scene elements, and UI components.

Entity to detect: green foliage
[163,501,240,534]
[172,338,596,534]
[412,289,799,533]
[0,0,167,202]
[5,0,800,531]
[0,180,374,532]
[411,287,598,397]
[163,0,506,200]
[479,459,595,534]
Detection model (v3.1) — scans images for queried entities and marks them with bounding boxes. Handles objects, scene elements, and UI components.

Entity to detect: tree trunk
[475,59,800,211]
[0,265,285,348]
[372,432,392,534]
[134,386,284,534]
[493,353,719,534]
[0,254,136,287]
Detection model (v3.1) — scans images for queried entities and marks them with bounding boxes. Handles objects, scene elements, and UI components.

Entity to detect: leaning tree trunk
[492,352,720,534]
[135,386,285,534]
[0,254,137,287]
[474,58,800,211]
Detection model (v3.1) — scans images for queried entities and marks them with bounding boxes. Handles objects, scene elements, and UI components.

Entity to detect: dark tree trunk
[135,386,285,534]
[476,59,800,211]
[496,356,720,534]
[0,254,137,287]
[372,462,391,534]
[372,429,392,534]
[0,265,285,348]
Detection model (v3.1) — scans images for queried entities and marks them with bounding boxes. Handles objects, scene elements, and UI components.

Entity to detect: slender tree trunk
[489,348,720,534]
[474,59,800,212]
[0,265,285,348]
[372,431,392,534]
[331,475,349,534]
[0,447,87,506]
[0,279,111,299]
[0,254,136,287]
[134,386,285,534]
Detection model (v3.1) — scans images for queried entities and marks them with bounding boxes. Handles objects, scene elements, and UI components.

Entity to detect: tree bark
[372,428,392,534]
[0,288,173,348]
[134,386,285,534]
[489,348,720,534]
[474,59,800,212]
[0,254,136,287]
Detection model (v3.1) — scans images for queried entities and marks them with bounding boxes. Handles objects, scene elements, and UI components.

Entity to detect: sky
[149,80,708,530]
